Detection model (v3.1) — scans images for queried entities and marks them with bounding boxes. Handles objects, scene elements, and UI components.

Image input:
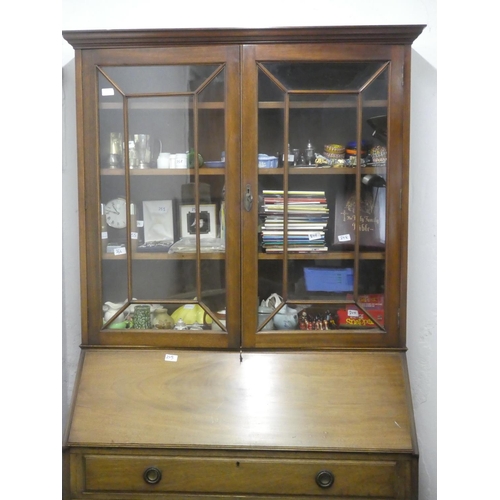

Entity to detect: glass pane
[352,66,388,330]
[256,60,388,333]
[100,65,222,94]
[198,71,227,329]
[198,69,226,165]
[98,64,228,333]
[257,66,284,168]
[127,95,192,169]
[129,94,194,308]
[290,257,354,332]
[98,73,125,169]
[257,67,285,331]
[98,72,129,328]
[289,93,357,168]
[262,62,387,91]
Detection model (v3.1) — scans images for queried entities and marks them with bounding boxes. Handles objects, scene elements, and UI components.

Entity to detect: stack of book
[260,190,329,253]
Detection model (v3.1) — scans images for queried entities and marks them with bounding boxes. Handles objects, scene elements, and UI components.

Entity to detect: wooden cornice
[63,25,426,49]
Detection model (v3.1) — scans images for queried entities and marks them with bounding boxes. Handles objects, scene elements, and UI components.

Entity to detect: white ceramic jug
[273,306,298,330]
[103,301,126,323]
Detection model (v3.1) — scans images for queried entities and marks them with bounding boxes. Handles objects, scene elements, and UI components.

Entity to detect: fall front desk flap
[67,349,415,453]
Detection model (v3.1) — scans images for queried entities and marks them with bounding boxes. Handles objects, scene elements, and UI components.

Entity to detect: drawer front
[83,455,400,497]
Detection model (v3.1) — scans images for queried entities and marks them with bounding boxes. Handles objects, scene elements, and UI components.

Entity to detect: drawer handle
[315,470,334,488]
[143,466,162,485]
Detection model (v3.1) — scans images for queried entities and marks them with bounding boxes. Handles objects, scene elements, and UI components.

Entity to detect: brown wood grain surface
[63,26,425,49]
[83,454,400,496]
[69,349,414,453]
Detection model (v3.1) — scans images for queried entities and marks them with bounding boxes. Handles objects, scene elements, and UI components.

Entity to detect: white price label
[348,309,359,317]
[114,247,126,256]
[101,88,115,96]
[183,304,195,309]
[101,231,108,239]
[131,232,138,240]
[165,354,178,362]
[308,232,322,241]
[338,234,351,242]
[137,220,144,228]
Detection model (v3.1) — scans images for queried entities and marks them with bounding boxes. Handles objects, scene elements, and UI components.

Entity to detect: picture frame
[142,200,174,243]
[179,204,217,239]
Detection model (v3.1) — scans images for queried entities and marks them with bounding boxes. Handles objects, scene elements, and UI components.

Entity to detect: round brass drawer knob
[143,466,162,484]
[315,470,334,488]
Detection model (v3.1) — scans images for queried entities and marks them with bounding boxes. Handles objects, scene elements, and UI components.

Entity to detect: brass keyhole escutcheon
[244,184,253,212]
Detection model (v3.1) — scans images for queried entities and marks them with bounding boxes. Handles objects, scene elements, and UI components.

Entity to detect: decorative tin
[133,305,151,329]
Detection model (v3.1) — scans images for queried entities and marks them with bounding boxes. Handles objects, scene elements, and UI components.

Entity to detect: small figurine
[299,311,309,330]
[305,140,315,165]
[324,310,336,330]
[174,318,188,330]
[314,316,323,330]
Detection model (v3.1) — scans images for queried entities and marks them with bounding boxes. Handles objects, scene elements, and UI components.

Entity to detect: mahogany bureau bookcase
[62,25,424,499]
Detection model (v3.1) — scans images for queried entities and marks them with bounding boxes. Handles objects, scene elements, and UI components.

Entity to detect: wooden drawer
[82,454,401,497]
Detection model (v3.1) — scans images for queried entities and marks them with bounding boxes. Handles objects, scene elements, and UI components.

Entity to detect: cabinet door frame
[76,45,242,349]
[240,43,409,349]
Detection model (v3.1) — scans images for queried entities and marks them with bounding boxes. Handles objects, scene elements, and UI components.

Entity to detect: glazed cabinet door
[241,43,407,348]
[78,45,241,348]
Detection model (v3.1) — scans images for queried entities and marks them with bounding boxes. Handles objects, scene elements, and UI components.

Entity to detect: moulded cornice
[62,25,426,49]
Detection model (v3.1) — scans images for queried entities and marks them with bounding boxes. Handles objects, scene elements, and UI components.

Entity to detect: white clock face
[104,198,127,229]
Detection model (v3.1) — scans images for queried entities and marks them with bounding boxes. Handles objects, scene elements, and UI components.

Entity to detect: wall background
[59,1,439,498]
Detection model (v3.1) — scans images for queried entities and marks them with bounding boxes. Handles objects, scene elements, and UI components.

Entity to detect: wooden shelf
[259,251,385,260]
[258,166,386,175]
[259,99,387,109]
[102,251,384,261]
[100,167,225,176]
[99,100,387,111]
[101,166,386,176]
[103,252,226,260]
[99,101,225,110]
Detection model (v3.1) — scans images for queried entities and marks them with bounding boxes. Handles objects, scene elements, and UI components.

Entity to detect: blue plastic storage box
[258,154,279,168]
[304,267,354,292]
